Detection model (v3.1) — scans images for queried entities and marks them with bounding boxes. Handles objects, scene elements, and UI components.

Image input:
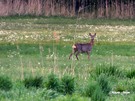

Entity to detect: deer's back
[75,43,92,52]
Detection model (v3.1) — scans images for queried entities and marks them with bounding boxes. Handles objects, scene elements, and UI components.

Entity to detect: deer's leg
[69,50,77,59]
[69,52,73,59]
[75,51,80,60]
[86,51,90,60]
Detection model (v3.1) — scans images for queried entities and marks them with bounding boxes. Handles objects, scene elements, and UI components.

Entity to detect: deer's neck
[90,39,94,46]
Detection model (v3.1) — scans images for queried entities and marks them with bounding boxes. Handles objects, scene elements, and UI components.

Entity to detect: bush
[97,74,111,95]
[91,86,106,101]
[0,75,12,91]
[23,76,43,88]
[60,75,75,95]
[46,73,60,91]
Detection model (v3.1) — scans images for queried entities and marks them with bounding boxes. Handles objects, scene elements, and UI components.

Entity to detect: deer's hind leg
[69,49,77,59]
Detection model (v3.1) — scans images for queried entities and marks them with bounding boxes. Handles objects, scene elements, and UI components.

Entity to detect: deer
[69,33,96,60]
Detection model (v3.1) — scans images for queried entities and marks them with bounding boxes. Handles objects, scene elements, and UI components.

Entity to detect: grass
[0,16,135,100]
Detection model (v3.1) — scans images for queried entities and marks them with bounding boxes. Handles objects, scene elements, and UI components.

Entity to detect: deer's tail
[72,44,76,49]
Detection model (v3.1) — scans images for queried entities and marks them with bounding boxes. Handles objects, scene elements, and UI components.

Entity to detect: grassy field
[0,16,135,101]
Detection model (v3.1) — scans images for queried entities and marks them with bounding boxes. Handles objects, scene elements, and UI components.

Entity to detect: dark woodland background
[0,0,135,19]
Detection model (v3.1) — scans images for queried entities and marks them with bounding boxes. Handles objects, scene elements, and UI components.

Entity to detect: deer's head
[89,33,96,45]
[89,33,96,40]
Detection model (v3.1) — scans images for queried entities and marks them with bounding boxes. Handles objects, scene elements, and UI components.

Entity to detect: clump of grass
[23,76,43,88]
[0,75,12,91]
[46,73,60,91]
[114,84,127,92]
[92,65,123,77]
[60,75,75,95]
[45,73,75,95]
[97,74,111,95]
[85,80,98,97]
[85,74,110,99]
[42,89,60,100]
[91,86,106,101]
[126,69,135,79]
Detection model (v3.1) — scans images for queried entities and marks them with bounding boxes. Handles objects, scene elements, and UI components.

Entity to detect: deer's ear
[94,33,96,36]
[89,33,92,36]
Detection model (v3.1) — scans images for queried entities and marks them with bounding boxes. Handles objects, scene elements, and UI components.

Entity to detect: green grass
[0,16,135,100]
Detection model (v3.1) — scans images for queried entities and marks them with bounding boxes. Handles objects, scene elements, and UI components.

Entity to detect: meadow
[0,16,135,101]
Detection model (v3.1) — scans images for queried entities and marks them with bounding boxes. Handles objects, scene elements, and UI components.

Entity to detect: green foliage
[91,86,106,101]
[93,65,123,77]
[126,69,135,79]
[60,75,75,95]
[42,89,60,100]
[46,73,60,91]
[23,76,43,88]
[85,74,110,100]
[46,74,75,95]
[0,75,12,91]
[114,84,126,92]
[54,94,89,101]
[97,74,111,95]
[0,17,135,100]
[85,81,98,97]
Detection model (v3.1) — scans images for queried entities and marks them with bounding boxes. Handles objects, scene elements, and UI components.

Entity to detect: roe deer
[69,33,96,60]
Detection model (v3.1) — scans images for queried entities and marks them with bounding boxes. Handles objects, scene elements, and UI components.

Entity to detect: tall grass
[91,65,124,78]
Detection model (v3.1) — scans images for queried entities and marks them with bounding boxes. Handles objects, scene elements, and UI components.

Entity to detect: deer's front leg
[75,51,80,60]
[69,49,77,59]
[69,52,73,59]
[86,51,90,60]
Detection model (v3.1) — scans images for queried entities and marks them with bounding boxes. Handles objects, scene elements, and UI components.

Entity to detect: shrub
[23,76,43,88]
[91,86,106,101]
[85,81,98,97]
[126,69,135,79]
[46,73,60,91]
[97,74,111,95]
[0,75,12,91]
[60,75,75,95]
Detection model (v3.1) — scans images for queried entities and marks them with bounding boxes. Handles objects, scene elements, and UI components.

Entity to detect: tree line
[0,0,135,19]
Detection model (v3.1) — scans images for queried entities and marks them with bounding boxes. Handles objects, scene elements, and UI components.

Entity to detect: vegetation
[0,0,135,19]
[23,76,43,88]
[46,73,60,91]
[0,16,135,100]
[0,75,12,91]
[91,86,106,101]
[60,75,75,95]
